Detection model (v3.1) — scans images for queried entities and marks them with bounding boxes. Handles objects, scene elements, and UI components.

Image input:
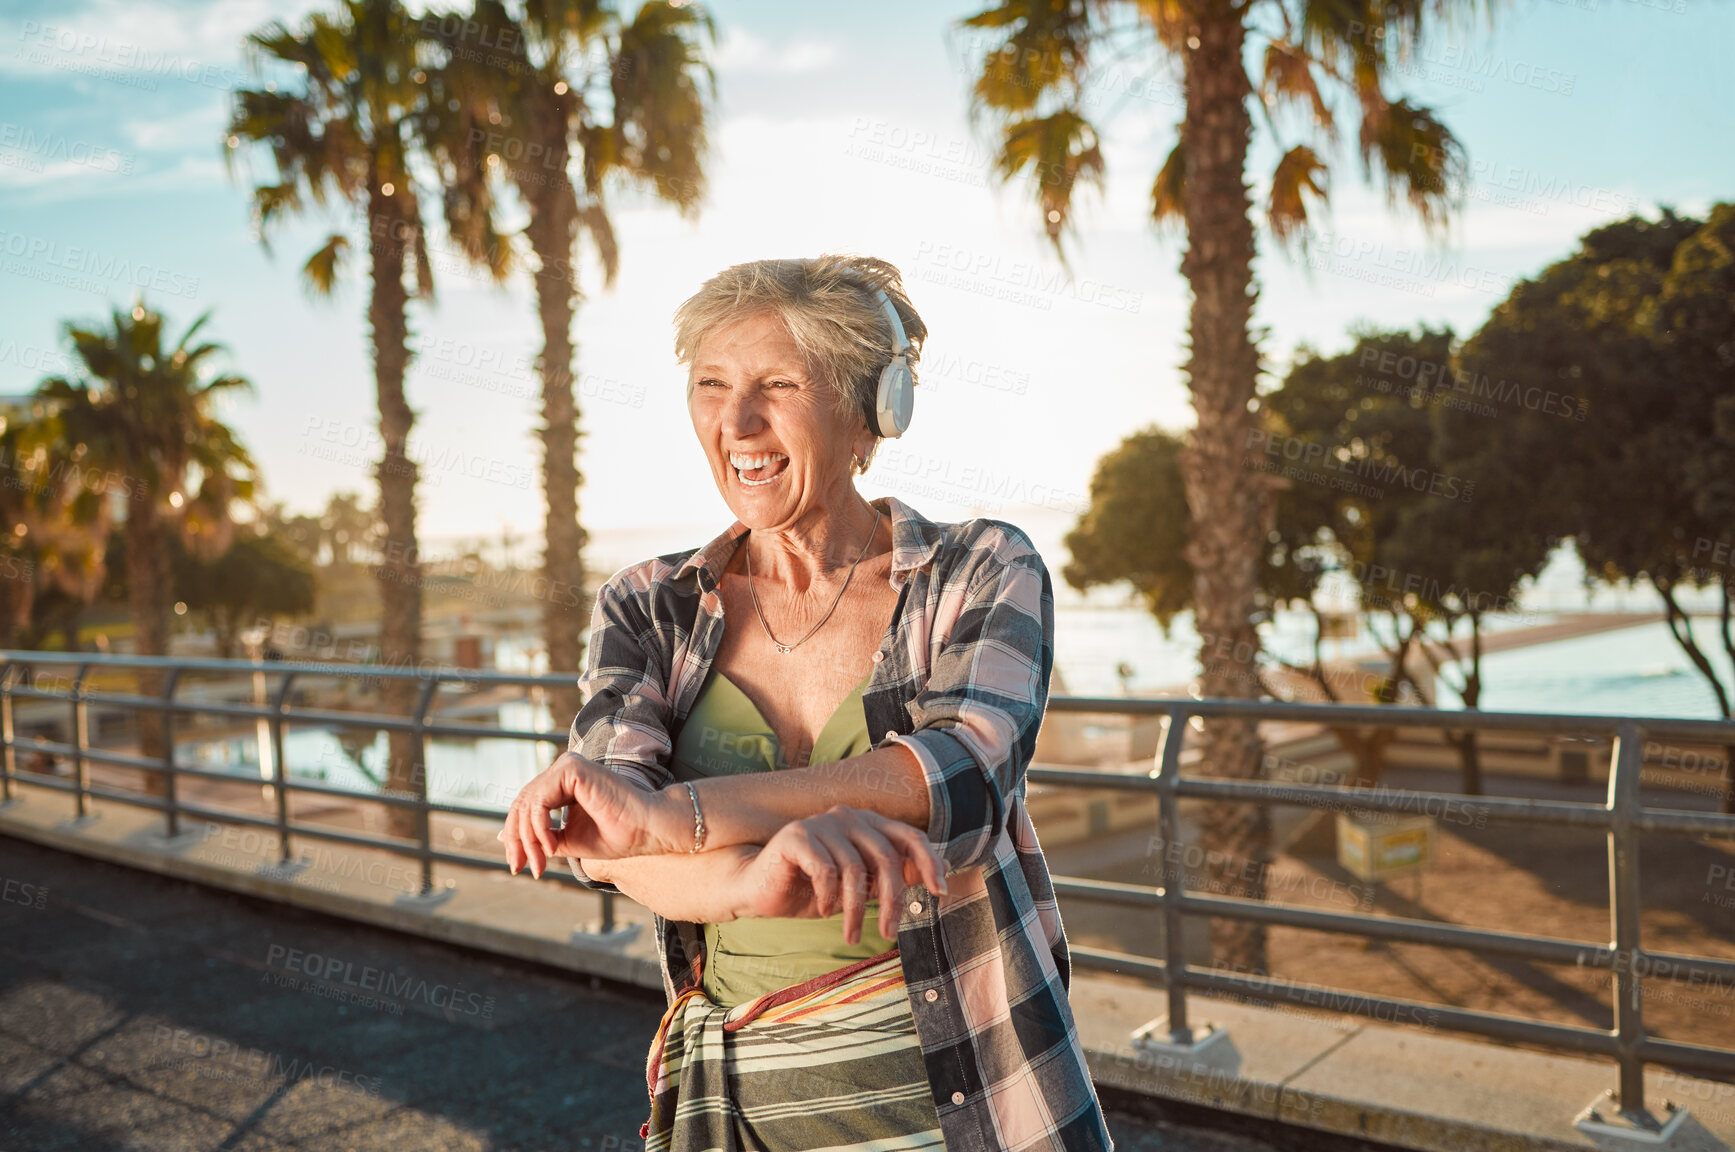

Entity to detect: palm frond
[994,108,1105,254]
[1150,137,1184,233]
[1261,39,1333,137]
[610,0,713,216]
[960,0,1093,116]
[1359,98,1463,234]
[1269,144,1331,255]
[578,200,619,288]
[302,233,350,296]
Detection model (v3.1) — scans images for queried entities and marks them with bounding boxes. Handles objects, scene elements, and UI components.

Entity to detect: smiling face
[688,311,875,533]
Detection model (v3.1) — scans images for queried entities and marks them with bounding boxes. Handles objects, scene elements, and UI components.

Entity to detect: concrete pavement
[1,835,1306,1152]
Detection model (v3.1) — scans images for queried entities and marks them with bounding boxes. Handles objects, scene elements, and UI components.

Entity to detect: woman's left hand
[734,804,947,943]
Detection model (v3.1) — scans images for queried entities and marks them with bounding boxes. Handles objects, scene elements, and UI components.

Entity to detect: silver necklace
[746,508,882,655]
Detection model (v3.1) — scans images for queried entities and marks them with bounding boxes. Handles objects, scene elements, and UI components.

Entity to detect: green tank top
[668,663,895,1007]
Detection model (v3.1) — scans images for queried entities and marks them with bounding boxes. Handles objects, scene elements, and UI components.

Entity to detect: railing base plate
[255,858,311,882]
[1130,1017,1236,1074]
[572,922,642,951]
[394,884,457,910]
[137,825,215,854]
[1573,1091,1691,1147]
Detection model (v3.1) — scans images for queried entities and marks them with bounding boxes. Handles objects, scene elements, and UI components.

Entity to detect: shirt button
[951,1091,965,1105]
[923,988,938,1003]
[907,900,922,916]
[872,651,884,663]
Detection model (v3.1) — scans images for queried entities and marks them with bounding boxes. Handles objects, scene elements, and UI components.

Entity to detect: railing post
[71,663,91,821]
[1155,707,1191,1043]
[270,672,297,864]
[0,661,14,805]
[160,668,183,838]
[599,891,617,935]
[1607,722,1650,1124]
[412,675,441,896]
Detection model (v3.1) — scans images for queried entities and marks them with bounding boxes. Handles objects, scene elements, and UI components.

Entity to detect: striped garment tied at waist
[642,949,944,1152]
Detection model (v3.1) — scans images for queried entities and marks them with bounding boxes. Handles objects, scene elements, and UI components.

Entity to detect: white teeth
[728,452,787,470]
[728,451,788,487]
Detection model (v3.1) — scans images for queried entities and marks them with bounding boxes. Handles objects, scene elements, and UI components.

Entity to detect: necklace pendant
[776,644,793,655]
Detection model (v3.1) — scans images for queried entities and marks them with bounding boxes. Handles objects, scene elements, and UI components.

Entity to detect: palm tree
[35,302,257,792]
[427,0,713,721]
[227,0,505,834]
[958,0,1478,972]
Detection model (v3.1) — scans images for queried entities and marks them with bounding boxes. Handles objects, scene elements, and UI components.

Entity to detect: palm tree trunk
[369,183,424,842]
[525,146,588,729]
[1177,7,1272,973]
[126,496,173,798]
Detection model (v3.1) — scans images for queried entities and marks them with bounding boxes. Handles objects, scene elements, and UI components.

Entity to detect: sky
[0,0,1731,580]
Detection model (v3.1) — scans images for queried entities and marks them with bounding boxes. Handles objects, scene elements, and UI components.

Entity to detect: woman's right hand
[732,805,947,944]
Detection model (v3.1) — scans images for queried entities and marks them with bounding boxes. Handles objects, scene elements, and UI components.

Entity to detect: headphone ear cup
[875,357,914,438]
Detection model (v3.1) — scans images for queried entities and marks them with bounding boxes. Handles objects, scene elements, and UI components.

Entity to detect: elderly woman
[500,254,1112,1152]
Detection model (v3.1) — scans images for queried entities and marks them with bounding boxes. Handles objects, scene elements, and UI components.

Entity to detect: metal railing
[0,649,621,932]
[2,650,1733,1126]
[1035,693,1735,1128]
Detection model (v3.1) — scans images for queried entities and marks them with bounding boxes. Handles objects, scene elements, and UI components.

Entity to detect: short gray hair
[673,253,928,475]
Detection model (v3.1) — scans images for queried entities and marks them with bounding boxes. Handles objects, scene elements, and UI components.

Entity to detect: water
[176,699,558,814]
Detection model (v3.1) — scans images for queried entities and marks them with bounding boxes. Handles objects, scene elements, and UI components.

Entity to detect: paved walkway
[0,836,1293,1152]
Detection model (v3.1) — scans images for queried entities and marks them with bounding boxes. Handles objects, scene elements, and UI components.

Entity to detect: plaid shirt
[566,494,1113,1152]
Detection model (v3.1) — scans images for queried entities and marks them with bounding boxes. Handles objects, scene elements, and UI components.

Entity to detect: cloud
[712,27,838,74]
[0,0,315,80]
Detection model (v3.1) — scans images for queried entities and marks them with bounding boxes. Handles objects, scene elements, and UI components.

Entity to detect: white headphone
[867,286,914,439]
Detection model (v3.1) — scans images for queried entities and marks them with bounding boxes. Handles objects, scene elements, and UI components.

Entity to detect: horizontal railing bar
[1637,1035,1735,1078]
[1634,808,1735,838]
[428,799,512,820]
[1177,778,1614,829]
[1568,946,1735,990]
[1175,891,1607,968]
[273,775,427,810]
[1044,694,1735,740]
[1028,768,1161,792]
[1034,769,1735,840]
[416,722,564,743]
[6,740,165,774]
[7,768,77,793]
[0,649,577,688]
[1180,967,1620,1056]
[1068,945,1169,983]
[148,762,276,789]
[164,800,284,832]
[21,691,567,747]
[1053,877,1170,909]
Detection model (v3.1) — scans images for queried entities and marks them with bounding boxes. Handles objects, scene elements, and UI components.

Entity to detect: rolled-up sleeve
[886,527,1055,874]
[563,569,678,890]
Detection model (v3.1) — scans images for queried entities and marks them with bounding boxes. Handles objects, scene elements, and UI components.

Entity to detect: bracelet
[685,781,707,854]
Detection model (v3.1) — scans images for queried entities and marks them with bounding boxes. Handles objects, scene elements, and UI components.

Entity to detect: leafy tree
[34,303,257,792]
[427,0,713,718]
[1069,327,1554,795]
[1453,207,1734,810]
[0,402,112,652]
[173,531,316,658]
[957,0,1481,971]
[1063,427,1193,630]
